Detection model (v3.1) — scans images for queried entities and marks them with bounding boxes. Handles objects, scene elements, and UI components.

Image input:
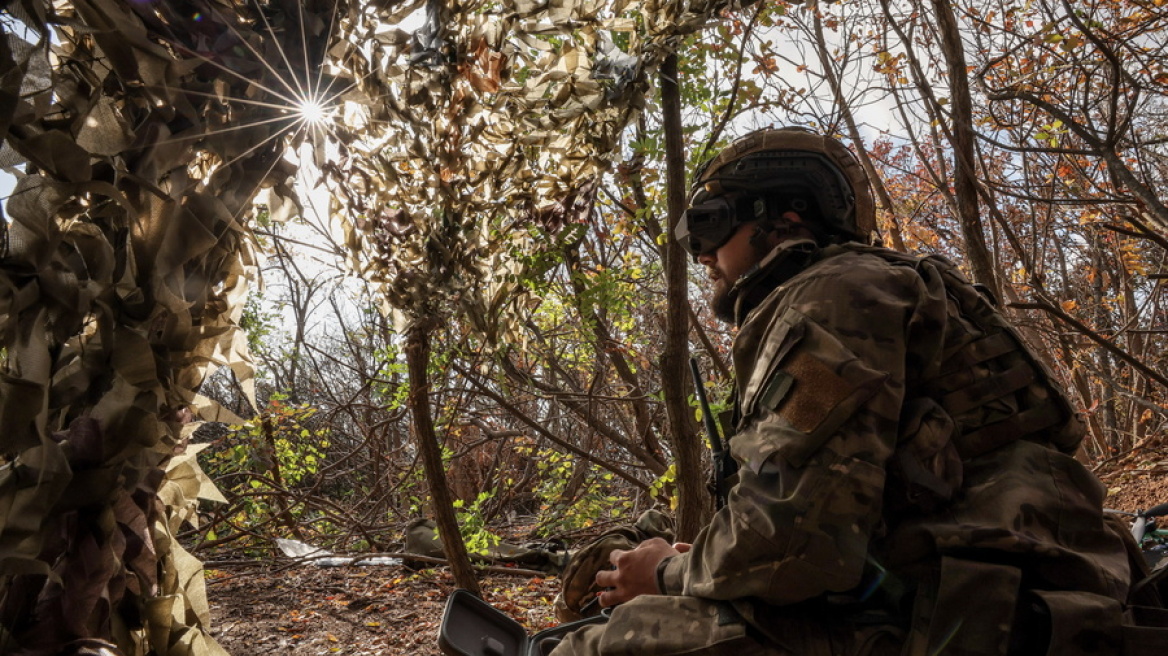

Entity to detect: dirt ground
[207,564,560,655]
[1099,464,1168,513]
[207,465,1167,656]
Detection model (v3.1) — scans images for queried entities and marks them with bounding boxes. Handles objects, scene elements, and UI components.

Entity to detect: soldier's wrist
[657,552,690,594]
[655,556,673,595]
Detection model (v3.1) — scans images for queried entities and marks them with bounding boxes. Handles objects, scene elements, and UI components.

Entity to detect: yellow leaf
[1060,300,1077,312]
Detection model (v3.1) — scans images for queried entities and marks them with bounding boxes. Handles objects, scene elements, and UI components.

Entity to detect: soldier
[550,128,1132,655]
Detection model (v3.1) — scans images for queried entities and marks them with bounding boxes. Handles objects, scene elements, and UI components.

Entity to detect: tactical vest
[848,244,1085,460]
[838,245,1168,656]
[728,241,1086,509]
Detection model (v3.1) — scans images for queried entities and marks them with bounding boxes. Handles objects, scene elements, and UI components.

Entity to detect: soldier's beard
[711,278,736,323]
[709,237,773,324]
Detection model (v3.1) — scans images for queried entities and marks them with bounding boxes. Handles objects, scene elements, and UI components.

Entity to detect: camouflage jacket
[658,241,1130,642]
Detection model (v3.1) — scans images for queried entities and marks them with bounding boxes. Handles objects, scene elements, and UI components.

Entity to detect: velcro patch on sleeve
[758,370,795,412]
[775,349,851,435]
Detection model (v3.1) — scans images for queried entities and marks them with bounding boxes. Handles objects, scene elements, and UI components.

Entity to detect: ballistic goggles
[675,195,763,260]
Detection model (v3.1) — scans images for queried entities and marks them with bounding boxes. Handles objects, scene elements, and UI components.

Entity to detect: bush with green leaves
[452,491,504,554]
[198,394,333,552]
[523,447,634,536]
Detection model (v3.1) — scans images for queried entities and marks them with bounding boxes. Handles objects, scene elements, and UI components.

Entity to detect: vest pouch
[1122,605,1168,654]
[1028,589,1123,656]
[905,556,1020,656]
[887,398,963,515]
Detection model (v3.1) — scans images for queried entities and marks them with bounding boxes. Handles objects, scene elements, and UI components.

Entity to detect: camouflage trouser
[547,595,902,656]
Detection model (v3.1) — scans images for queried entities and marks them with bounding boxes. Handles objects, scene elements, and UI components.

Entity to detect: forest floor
[206,563,559,655]
[207,463,1168,656]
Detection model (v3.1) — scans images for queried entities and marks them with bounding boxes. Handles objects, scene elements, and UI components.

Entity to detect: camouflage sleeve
[659,253,949,605]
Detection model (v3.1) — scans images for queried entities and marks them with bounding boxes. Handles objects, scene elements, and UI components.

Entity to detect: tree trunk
[404,318,480,595]
[811,8,904,251]
[660,53,708,541]
[261,415,307,540]
[931,0,999,296]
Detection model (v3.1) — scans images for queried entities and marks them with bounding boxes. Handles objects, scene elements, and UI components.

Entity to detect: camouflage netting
[325,0,738,334]
[0,0,738,652]
[0,0,323,652]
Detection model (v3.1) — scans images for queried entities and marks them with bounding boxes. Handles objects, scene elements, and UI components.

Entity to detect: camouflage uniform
[552,240,1130,656]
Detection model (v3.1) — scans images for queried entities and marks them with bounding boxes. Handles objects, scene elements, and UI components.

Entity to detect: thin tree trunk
[810,7,903,250]
[931,0,999,297]
[404,319,480,595]
[261,415,306,540]
[561,246,662,463]
[661,52,708,541]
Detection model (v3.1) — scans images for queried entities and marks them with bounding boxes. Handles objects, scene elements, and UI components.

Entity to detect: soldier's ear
[749,223,774,248]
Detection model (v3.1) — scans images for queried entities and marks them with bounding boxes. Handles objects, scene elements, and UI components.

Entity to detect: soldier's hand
[594,537,680,608]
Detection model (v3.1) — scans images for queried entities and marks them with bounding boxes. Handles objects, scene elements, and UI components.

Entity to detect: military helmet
[676,127,877,256]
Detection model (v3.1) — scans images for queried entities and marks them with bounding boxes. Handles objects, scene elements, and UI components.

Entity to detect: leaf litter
[208,565,560,655]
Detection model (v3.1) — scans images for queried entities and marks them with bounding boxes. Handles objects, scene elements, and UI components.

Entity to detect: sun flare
[298,98,330,126]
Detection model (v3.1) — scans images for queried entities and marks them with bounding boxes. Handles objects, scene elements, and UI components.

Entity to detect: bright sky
[0,171,13,206]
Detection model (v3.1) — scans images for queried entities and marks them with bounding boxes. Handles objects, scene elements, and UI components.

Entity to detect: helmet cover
[677,127,876,253]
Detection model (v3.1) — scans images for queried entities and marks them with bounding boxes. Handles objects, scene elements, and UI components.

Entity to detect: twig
[205,551,551,585]
[1009,301,1168,391]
